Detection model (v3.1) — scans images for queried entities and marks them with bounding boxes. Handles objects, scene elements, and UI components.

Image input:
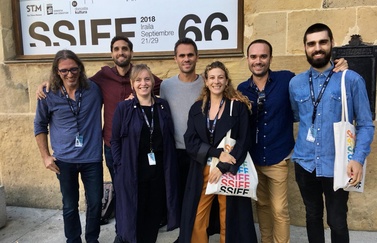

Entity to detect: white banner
[18,0,240,55]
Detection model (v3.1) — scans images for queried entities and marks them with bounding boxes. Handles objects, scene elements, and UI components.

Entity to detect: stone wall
[0,0,376,230]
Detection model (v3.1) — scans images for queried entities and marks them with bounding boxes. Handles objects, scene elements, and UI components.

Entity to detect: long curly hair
[49,49,89,92]
[198,61,252,112]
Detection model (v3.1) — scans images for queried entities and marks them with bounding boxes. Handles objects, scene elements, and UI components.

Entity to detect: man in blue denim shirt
[34,50,103,243]
[289,23,374,243]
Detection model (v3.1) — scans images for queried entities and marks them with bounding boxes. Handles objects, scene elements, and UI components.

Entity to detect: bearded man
[289,23,374,243]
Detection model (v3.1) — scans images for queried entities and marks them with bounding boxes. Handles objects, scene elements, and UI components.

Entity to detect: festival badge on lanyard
[306,70,334,142]
[61,85,83,148]
[140,100,156,166]
[75,133,83,147]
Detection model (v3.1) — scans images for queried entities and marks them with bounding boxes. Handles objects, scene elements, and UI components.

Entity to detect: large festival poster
[16,0,242,57]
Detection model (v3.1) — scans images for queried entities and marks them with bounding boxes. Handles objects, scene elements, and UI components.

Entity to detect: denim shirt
[34,81,103,163]
[289,65,374,177]
[238,70,295,166]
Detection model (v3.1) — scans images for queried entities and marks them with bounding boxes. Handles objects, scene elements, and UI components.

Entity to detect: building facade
[0,0,376,230]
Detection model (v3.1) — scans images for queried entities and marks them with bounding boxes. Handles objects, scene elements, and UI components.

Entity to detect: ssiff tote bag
[205,101,258,200]
[333,70,367,192]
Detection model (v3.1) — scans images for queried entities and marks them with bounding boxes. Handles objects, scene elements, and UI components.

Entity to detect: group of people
[34,22,374,243]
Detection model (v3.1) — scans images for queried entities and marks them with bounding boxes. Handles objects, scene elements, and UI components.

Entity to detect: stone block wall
[0,0,376,230]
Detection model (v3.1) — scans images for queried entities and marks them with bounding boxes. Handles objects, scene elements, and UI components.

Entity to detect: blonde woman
[111,64,179,243]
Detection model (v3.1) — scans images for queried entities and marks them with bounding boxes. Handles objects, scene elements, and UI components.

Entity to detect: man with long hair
[34,49,103,242]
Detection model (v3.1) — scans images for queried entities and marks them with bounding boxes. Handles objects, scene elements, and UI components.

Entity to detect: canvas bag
[333,70,367,192]
[205,101,258,200]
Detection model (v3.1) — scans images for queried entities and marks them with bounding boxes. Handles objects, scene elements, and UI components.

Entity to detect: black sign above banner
[332,36,377,120]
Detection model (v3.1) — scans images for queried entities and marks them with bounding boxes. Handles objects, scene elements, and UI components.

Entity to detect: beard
[306,48,332,69]
[114,56,131,67]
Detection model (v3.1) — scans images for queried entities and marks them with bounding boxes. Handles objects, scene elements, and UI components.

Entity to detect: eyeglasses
[257,91,266,111]
[58,67,80,75]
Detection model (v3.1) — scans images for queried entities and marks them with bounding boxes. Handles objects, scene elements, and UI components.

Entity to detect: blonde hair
[198,61,251,112]
[130,64,155,90]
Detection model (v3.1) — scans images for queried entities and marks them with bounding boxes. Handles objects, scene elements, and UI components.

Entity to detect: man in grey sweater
[160,38,204,224]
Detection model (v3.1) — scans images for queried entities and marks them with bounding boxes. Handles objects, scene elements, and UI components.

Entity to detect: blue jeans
[104,145,115,182]
[56,161,103,243]
[104,145,117,230]
[295,163,349,243]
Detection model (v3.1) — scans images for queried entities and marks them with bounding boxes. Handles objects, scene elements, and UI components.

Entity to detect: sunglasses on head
[257,91,266,111]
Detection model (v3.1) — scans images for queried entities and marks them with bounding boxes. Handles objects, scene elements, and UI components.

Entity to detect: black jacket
[179,99,257,243]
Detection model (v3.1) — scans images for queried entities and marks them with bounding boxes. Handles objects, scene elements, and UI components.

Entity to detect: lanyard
[309,70,334,125]
[207,98,225,144]
[61,85,82,116]
[140,99,154,152]
[61,85,82,132]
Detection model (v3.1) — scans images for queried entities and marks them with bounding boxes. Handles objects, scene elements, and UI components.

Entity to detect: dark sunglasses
[257,91,266,111]
[58,67,80,75]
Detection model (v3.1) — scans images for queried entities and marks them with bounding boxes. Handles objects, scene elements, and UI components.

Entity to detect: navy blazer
[111,97,179,243]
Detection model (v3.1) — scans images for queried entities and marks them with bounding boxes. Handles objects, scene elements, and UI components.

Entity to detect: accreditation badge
[148,152,156,166]
[75,134,84,147]
[306,126,316,142]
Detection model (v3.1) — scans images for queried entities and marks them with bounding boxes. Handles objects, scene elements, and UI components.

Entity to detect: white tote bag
[205,101,258,200]
[333,70,367,192]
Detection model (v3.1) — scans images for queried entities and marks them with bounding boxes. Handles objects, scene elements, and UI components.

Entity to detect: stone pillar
[0,185,6,228]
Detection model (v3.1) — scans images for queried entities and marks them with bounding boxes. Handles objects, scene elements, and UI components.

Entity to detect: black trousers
[176,149,191,209]
[137,174,166,243]
[295,163,350,243]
